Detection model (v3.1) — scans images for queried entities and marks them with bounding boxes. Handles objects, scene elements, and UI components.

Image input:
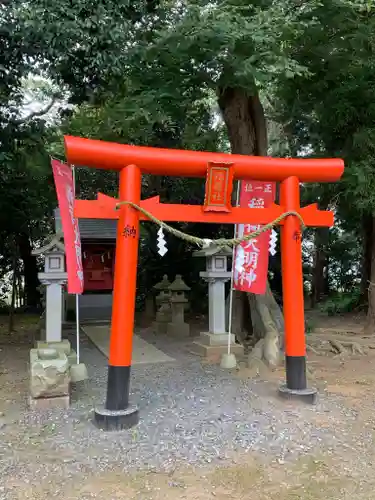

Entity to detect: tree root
[245,354,269,378]
[329,339,365,356]
[307,336,375,357]
[306,344,320,355]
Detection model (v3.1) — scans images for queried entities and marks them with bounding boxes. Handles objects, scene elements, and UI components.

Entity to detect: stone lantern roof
[153,275,171,291]
[32,233,65,256]
[168,275,191,292]
[193,244,232,258]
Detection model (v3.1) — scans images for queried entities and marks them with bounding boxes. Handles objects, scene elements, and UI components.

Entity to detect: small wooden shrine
[54,208,116,321]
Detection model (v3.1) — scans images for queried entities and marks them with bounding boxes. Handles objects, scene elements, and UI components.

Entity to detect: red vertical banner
[233,180,276,295]
[51,159,84,294]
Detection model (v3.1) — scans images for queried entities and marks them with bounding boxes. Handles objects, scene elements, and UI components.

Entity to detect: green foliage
[2,0,375,314]
[273,0,375,214]
[14,0,324,108]
[0,1,31,108]
[319,290,362,316]
[305,318,316,334]
[138,0,317,89]
[15,0,157,103]
[321,226,361,293]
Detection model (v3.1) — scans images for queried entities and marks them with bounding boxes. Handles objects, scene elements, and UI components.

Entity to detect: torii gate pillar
[94,164,142,428]
[65,135,344,431]
[279,176,310,397]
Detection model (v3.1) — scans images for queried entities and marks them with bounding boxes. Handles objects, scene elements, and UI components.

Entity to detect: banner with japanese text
[233,180,276,294]
[51,159,84,294]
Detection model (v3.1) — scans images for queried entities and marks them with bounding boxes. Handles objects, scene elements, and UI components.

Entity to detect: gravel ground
[1,326,375,498]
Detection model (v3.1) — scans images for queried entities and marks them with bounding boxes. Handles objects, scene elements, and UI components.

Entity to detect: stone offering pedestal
[29,347,71,409]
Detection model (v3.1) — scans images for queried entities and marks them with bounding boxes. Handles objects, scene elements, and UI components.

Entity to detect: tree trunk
[218,86,284,367]
[311,227,329,307]
[365,216,375,334]
[18,273,24,307]
[361,213,373,306]
[17,233,40,309]
[8,254,17,334]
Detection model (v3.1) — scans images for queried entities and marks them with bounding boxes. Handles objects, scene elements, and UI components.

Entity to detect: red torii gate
[64,135,344,431]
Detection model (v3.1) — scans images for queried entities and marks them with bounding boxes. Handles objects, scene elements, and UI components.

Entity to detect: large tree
[15,0,372,351]
[272,0,375,330]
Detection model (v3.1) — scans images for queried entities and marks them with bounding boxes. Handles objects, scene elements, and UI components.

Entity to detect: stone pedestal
[206,277,228,334]
[32,236,67,343]
[36,339,77,367]
[190,332,243,360]
[192,245,244,359]
[154,303,171,334]
[45,282,64,341]
[200,332,235,346]
[29,348,70,407]
[167,296,190,337]
[154,275,171,310]
[166,275,191,337]
[153,275,172,334]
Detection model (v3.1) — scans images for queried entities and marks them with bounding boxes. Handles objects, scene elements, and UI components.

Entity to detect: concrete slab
[82,325,175,365]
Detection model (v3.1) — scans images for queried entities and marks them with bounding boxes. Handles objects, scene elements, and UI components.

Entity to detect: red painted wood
[75,195,334,227]
[82,244,115,291]
[65,135,344,182]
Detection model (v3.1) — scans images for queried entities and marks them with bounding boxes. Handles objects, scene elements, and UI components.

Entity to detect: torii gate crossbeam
[64,135,344,431]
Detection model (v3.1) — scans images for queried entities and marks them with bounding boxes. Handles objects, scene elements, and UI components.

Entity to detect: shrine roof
[32,233,65,256]
[193,245,232,257]
[54,208,117,240]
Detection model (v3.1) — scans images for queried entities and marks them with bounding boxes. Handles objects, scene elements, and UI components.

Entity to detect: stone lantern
[194,245,232,335]
[167,275,191,337]
[153,274,171,309]
[192,245,243,358]
[153,275,172,333]
[32,235,67,343]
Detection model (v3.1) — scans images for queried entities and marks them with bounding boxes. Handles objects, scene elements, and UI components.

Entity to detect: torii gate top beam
[64,136,344,183]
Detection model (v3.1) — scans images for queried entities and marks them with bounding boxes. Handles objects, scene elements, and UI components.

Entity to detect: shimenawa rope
[115,201,305,248]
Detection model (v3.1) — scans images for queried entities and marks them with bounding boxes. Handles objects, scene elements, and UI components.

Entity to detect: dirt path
[7,454,372,500]
[1,314,375,499]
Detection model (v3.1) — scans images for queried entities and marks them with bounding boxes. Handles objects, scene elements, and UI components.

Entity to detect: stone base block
[167,321,190,337]
[67,350,78,367]
[200,332,236,346]
[30,348,70,399]
[190,341,244,361]
[28,394,70,410]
